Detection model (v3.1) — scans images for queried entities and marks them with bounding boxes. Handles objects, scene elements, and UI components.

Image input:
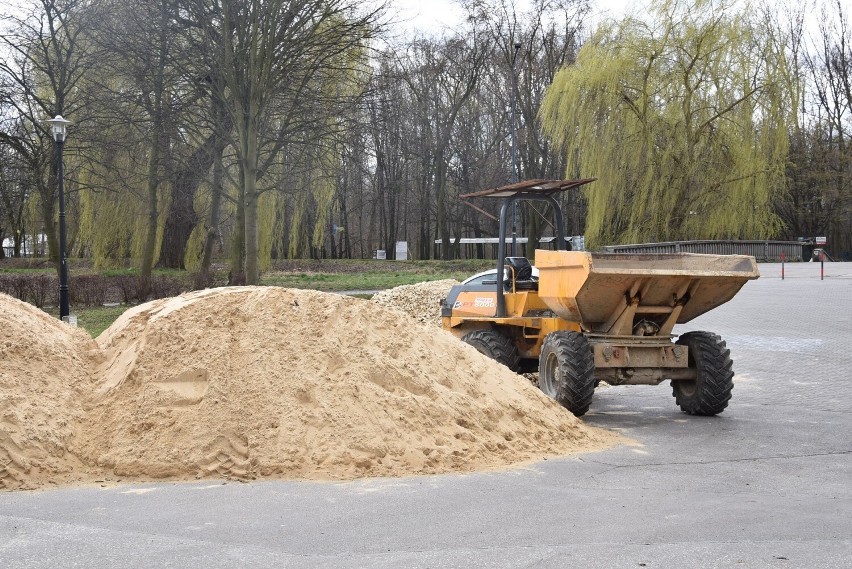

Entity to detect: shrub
[8,274,29,302]
[191,269,214,290]
[0,270,200,307]
[112,274,138,304]
[150,274,189,299]
[29,274,58,308]
[0,274,16,298]
[70,274,110,307]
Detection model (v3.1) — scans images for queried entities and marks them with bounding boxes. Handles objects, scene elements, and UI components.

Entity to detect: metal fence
[601,240,806,261]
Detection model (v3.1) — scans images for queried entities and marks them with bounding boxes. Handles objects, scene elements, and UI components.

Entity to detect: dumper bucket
[535,250,759,334]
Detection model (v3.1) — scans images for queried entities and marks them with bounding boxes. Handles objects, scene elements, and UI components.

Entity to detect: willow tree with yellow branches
[540,0,795,247]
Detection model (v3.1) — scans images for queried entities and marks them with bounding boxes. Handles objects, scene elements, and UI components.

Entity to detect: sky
[390,0,636,33]
[389,0,828,52]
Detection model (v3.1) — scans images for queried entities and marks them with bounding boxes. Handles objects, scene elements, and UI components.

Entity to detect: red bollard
[781,251,785,280]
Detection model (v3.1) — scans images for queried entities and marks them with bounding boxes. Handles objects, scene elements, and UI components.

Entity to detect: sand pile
[370,279,458,327]
[0,293,99,490]
[0,285,621,490]
[77,286,619,482]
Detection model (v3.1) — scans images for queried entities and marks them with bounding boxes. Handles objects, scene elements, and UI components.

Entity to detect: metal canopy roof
[459,178,596,199]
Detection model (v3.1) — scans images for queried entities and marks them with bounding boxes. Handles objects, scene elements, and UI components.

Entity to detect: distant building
[1,234,47,257]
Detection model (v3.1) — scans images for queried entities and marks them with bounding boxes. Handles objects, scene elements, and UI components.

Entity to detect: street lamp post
[47,115,71,321]
[510,42,521,256]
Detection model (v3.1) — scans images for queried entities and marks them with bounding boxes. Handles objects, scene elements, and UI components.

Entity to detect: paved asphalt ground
[1,262,850,568]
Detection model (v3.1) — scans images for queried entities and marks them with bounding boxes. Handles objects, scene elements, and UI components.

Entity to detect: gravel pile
[372,280,541,385]
[370,279,458,327]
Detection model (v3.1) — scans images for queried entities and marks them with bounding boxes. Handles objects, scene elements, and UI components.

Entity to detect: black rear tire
[539,331,596,417]
[462,329,520,371]
[672,331,734,416]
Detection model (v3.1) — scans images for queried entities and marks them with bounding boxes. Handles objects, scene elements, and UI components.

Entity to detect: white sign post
[395,241,408,261]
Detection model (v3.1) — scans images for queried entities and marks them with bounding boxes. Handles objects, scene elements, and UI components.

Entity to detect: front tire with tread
[462,329,520,371]
[672,331,734,416]
[538,331,596,417]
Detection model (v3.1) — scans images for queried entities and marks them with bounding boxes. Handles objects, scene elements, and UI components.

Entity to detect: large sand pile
[77,287,619,482]
[0,285,622,490]
[0,293,99,490]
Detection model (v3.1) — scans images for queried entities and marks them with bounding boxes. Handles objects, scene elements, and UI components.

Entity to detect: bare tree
[0,0,91,274]
[0,139,31,257]
[805,0,852,256]
[192,0,384,283]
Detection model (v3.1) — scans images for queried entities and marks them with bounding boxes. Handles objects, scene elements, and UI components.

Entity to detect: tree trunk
[139,7,170,295]
[340,164,351,259]
[139,127,161,297]
[158,133,220,268]
[243,117,260,284]
[229,161,246,285]
[40,177,59,272]
[201,136,227,273]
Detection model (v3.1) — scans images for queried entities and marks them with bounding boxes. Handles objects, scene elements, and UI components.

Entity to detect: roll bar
[495,193,565,318]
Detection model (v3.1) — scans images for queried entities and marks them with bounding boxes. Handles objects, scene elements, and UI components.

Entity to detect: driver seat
[504,257,537,290]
